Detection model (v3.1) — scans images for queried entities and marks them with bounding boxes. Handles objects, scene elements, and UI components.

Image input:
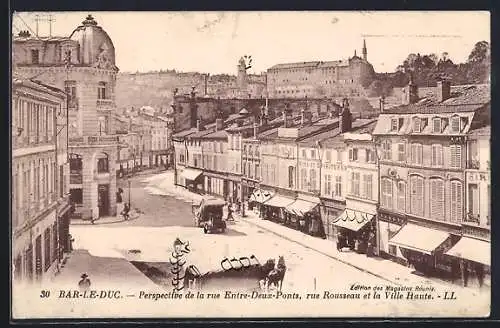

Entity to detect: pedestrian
[78,273,91,291]
[226,202,234,221]
[121,203,130,220]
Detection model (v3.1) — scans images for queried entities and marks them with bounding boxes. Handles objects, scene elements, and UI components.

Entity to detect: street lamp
[128,178,131,208]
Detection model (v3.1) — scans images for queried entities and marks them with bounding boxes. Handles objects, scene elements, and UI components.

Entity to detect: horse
[266,256,286,292]
[257,258,276,291]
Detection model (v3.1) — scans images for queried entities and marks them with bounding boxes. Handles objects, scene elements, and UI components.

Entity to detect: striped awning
[264,194,295,208]
[249,189,273,204]
[331,209,374,232]
[285,199,319,217]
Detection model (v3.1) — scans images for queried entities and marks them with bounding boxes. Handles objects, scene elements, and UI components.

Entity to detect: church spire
[362,39,367,61]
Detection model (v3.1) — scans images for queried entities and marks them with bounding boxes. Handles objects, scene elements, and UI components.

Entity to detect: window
[310,150,316,159]
[433,118,442,133]
[468,183,479,216]
[301,168,307,190]
[70,188,83,204]
[325,150,332,162]
[350,172,360,197]
[397,181,406,212]
[431,144,444,166]
[451,116,460,133]
[381,178,393,208]
[410,175,424,216]
[410,143,423,165]
[243,145,247,155]
[413,117,421,132]
[365,149,375,163]
[397,143,405,162]
[335,176,342,197]
[349,148,358,161]
[382,140,392,160]
[390,118,399,132]
[363,174,372,199]
[97,82,107,99]
[288,166,295,188]
[255,164,260,180]
[324,174,332,195]
[430,178,445,220]
[98,116,109,135]
[302,149,306,158]
[310,169,317,192]
[97,155,109,173]
[52,224,57,261]
[450,181,463,223]
[450,145,462,168]
[31,49,39,64]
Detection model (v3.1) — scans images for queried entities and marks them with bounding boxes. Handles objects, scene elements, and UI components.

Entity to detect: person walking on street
[78,273,91,291]
[226,202,234,221]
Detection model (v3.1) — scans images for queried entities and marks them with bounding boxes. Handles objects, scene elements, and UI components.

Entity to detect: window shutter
[430,179,444,220]
[349,149,353,161]
[455,145,462,168]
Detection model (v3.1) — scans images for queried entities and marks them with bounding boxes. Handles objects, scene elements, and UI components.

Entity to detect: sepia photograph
[10,11,491,319]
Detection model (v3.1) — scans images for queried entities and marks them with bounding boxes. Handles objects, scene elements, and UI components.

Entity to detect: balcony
[466,159,480,169]
[96,99,115,111]
[463,212,490,228]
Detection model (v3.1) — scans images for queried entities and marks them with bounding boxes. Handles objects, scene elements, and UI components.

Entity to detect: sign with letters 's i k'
[11,10,491,321]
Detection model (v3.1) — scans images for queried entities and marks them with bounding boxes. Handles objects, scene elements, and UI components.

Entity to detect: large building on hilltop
[13,14,121,220]
[266,40,375,99]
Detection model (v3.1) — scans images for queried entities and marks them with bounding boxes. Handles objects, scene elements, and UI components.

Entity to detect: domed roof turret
[70,14,118,70]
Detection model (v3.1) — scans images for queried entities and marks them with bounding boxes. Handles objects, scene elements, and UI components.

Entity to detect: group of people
[336,229,376,257]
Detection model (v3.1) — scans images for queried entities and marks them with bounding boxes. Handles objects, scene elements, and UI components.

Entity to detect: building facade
[12,75,71,285]
[372,81,490,284]
[13,15,121,220]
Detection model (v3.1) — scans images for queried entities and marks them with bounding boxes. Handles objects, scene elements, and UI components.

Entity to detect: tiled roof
[268,60,348,70]
[189,128,216,139]
[13,73,66,98]
[202,129,228,139]
[468,125,490,136]
[172,128,198,139]
[299,119,377,146]
[382,84,490,114]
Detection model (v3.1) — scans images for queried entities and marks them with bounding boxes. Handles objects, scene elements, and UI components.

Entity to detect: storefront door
[98,184,110,217]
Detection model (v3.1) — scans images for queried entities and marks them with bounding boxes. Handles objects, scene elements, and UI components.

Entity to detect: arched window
[450,180,463,223]
[410,175,424,216]
[96,153,109,173]
[430,178,445,220]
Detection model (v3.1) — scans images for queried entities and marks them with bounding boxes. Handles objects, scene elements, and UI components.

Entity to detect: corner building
[13,15,120,219]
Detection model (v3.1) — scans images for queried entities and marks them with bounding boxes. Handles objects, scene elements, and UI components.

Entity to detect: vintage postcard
[11,11,491,319]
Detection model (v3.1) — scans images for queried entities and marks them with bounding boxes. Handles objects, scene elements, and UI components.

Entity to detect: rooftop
[468,125,490,136]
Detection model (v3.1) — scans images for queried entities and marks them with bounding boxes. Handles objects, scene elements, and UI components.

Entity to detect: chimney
[253,122,259,139]
[437,80,451,102]
[402,74,419,105]
[282,111,288,128]
[215,118,223,131]
[196,119,202,131]
[340,98,352,133]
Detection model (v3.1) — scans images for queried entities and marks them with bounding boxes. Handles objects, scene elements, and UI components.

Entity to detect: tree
[468,41,490,64]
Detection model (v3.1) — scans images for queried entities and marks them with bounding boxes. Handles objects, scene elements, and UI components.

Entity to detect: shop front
[389,222,460,279]
[332,209,376,256]
[182,168,203,193]
[285,195,323,238]
[378,211,406,264]
[262,194,295,224]
[320,198,345,241]
[249,189,273,217]
[445,235,490,288]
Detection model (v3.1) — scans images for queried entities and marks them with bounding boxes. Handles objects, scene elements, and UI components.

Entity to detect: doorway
[98,184,110,217]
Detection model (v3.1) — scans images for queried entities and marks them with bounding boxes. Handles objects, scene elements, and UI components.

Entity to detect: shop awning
[263,194,295,208]
[249,189,273,204]
[182,168,203,181]
[331,209,374,232]
[389,223,450,255]
[285,199,319,216]
[445,237,490,266]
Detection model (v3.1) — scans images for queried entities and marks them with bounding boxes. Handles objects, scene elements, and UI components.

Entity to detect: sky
[12,11,490,75]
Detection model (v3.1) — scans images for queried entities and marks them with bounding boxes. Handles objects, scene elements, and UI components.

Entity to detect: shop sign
[378,212,405,226]
[466,172,490,183]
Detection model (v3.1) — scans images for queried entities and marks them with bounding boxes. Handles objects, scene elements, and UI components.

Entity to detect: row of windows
[390,116,464,134]
[12,158,58,229]
[349,173,373,200]
[380,176,463,223]
[381,140,462,168]
[13,97,56,146]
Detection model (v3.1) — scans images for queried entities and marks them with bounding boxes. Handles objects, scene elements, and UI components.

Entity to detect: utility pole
[34,14,55,37]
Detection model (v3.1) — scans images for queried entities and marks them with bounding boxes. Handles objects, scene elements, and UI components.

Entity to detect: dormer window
[433,118,442,133]
[390,118,399,132]
[413,117,421,132]
[451,116,460,133]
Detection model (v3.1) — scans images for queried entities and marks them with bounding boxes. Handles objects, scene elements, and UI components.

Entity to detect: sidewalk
[71,211,141,226]
[51,249,157,289]
[147,176,487,297]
